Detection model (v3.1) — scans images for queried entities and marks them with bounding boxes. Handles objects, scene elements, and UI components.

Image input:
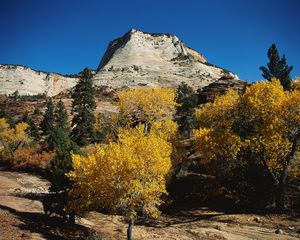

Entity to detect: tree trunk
[274,169,288,213]
[127,218,134,240]
[275,186,284,213]
[187,128,191,139]
[143,122,151,135]
[68,212,75,224]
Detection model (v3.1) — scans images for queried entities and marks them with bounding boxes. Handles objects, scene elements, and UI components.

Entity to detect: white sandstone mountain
[0,64,77,96]
[93,29,239,89]
[0,29,239,96]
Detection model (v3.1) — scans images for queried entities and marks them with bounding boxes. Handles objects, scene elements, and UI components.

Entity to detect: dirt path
[0,168,95,240]
[85,209,300,240]
[0,170,49,213]
[0,168,299,240]
[0,169,49,239]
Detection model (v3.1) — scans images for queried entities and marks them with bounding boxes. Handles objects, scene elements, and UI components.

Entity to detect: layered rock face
[198,78,248,104]
[0,65,77,96]
[93,29,239,89]
[0,29,242,97]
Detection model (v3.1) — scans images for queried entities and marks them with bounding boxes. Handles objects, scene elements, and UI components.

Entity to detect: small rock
[275,228,283,234]
[288,226,295,230]
[214,225,221,231]
[253,217,261,222]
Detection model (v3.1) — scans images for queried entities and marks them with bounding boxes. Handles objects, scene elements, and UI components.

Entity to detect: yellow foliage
[243,78,287,124]
[118,87,177,124]
[195,79,300,179]
[151,119,178,141]
[194,127,243,163]
[195,89,240,130]
[67,125,172,218]
[0,118,30,157]
[92,112,104,133]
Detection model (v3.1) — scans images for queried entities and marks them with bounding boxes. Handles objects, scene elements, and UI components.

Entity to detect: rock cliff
[0,65,77,96]
[93,29,239,89]
[0,29,242,96]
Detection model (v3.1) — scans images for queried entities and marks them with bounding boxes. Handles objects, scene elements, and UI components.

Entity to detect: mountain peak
[97,29,206,70]
[0,29,240,96]
[94,29,237,89]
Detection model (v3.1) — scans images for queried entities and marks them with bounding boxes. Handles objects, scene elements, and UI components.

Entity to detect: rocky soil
[0,168,299,240]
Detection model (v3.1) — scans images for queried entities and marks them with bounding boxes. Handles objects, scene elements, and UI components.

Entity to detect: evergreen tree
[33,105,41,116]
[175,82,198,138]
[0,108,5,118]
[46,100,81,223]
[0,108,16,128]
[71,68,96,146]
[55,100,69,130]
[21,113,40,141]
[41,98,55,135]
[49,127,80,190]
[47,125,80,223]
[260,43,293,90]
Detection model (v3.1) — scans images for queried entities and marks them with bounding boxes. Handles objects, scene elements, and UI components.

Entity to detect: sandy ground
[0,168,299,240]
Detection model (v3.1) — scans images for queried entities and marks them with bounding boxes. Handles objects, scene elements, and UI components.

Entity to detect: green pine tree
[33,105,41,116]
[55,100,69,131]
[175,82,198,138]
[0,108,16,128]
[21,113,40,141]
[49,127,80,190]
[46,100,81,223]
[0,108,5,118]
[71,68,96,146]
[50,100,80,188]
[260,43,293,90]
[41,98,55,135]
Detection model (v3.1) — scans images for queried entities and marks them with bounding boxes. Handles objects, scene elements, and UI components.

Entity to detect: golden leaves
[118,87,177,124]
[194,79,300,177]
[0,118,30,157]
[67,125,172,217]
[67,87,179,217]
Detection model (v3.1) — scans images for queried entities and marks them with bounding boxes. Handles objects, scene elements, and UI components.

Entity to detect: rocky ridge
[0,29,242,96]
[0,64,77,96]
[198,77,248,104]
[93,29,239,89]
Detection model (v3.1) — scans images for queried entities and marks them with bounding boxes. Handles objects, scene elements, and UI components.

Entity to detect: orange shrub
[1,145,54,171]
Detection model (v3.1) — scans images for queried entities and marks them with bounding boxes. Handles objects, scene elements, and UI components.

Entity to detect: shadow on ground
[0,204,102,240]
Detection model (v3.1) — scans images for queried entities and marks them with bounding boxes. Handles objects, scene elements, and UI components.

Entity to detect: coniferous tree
[21,113,40,141]
[41,98,55,135]
[175,82,198,138]
[260,43,293,90]
[49,127,80,190]
[0,108,5,118]
[48,100,69,151]
[46,100,80,223]
[33,105,41,116]
[71,68,96,146]
[55,100,69,131]
[0,108,15,128]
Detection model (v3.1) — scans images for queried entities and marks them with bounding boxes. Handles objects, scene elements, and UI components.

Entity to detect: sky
[0,0,299,82]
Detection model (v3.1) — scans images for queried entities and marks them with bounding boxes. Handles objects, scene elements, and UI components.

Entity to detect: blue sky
[0,0,299,82]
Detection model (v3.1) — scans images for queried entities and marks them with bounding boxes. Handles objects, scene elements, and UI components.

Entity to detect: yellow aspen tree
[117,87,177,132]
[195,79,300,211]
[0,118,29,158]
[194,89,243,163]
[67,125,172,240]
